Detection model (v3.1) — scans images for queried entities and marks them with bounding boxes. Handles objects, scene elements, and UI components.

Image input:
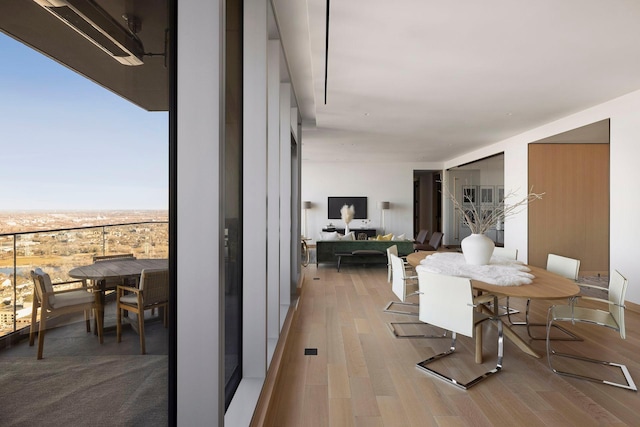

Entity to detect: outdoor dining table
[406,251,581,363]
[68,258,169,332]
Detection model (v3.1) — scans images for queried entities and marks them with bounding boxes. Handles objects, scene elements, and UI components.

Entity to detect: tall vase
[461,233,495,265]
[345,223,350,234]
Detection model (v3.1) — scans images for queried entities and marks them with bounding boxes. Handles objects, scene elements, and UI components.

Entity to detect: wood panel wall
[528,143,609,275]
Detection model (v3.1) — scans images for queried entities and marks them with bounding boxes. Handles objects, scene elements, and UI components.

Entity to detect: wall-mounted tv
[328,197,368,219]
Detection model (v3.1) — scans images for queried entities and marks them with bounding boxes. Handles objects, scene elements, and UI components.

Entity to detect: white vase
[461,233,495,265]
[344,223,350,234]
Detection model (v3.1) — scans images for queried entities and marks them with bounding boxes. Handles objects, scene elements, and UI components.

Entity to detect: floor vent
[304,348,318,356]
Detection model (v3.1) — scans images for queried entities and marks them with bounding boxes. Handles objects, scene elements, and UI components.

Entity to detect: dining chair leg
[29,301,39,347]
[387,322,448,338]
[95,307,104,345]
[139,310,146,355]
[116,305,122,343]
[37,315,47,360]
[383,301,419,316]
[84,309,91,332]
[521,300,582,341]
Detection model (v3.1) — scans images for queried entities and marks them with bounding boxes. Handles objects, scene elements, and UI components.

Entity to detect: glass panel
[224,0,243,409]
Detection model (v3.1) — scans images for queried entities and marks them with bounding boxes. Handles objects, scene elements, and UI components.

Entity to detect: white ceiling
[273,0,640,162]
[3,0,639,164]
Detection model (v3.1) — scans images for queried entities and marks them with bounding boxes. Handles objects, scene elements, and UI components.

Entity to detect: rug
[416,252,534,286]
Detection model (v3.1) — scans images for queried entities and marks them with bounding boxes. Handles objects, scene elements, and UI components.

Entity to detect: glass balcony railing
[0,221,169,338]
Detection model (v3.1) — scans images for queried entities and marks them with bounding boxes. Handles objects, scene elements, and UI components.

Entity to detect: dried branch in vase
[340,204,355,225]
[445,186,543,235]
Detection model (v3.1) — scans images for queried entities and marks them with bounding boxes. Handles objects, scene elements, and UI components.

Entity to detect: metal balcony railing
[0,221,169,338]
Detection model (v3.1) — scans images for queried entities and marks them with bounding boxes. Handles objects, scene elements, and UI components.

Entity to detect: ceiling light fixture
[33,0,144,66]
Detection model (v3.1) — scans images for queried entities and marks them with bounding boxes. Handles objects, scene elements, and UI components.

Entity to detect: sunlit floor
[264,263,640,426]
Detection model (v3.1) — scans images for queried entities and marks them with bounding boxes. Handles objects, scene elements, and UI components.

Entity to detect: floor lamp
[379,201,390,234]
[302,201,312,239]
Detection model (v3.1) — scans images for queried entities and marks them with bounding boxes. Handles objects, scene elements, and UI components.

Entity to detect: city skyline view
[0,32,168,212]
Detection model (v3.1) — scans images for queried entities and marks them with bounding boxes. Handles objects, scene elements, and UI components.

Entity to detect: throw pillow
[319,231,340,241]
[377,233,393,241]
[392,233,406,241]
[340,231,355,241]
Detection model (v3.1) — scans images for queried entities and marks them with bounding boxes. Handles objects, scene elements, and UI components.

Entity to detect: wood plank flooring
[262,264,640,426]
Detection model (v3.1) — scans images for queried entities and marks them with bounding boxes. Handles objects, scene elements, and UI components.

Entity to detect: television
[327,196,367,219]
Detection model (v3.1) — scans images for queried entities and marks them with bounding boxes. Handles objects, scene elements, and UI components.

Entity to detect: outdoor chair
[29,268,103,359]
[117,268,169,354]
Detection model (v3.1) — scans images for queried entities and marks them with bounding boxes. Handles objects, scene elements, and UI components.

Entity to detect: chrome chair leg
[416,319,503,390]
[546,318,637,391]
[509,299,582,341]
[387,322,448,339]
[383,301,419,316]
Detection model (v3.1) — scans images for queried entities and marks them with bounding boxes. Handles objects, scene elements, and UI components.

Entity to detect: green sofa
[316,239,414,268]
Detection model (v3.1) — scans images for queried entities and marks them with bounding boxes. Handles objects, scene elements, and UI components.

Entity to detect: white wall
[302,161,440,242]
[177,0,223,424]
[444,89,640,305]
[303,91,640,305]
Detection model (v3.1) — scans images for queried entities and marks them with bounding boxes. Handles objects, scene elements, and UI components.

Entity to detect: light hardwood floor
[261,264,640,426]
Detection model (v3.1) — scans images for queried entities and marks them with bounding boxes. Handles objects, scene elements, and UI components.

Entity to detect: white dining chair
[415,271,503,389]
[491,247,520,317]
[510,253,581,341]
[383,253,419,316]
[546,269,637,391]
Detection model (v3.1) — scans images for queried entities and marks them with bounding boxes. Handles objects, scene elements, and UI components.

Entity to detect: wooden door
[528,143,609,275]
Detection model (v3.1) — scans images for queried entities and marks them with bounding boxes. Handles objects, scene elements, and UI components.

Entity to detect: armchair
[29,268,103,359]
[413,231,443,252]
[116,268,169,354]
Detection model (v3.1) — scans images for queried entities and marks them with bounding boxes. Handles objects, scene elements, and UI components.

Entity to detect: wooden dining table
[406,251,581,362]
[69,258,169,332]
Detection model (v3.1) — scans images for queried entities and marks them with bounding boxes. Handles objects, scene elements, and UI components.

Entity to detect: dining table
[406,251,581,363]
[69,258,169,332]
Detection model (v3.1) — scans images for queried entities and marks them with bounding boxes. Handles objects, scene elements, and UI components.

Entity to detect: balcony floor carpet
[0,354,167,427]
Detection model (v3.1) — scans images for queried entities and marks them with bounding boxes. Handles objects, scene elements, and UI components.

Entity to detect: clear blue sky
[0,33,168,211]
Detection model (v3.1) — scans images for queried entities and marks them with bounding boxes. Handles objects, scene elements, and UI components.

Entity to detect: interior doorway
[413,171,442,239]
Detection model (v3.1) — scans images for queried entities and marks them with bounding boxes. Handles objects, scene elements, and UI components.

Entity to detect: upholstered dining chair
[93,253,136,262]
[414,231,443,252]
[383,253,419,316]
[386,244,409,282]
[492,247,520,317]
[93,253,138,288]
[387,253,449,339]
[412,229,428,251]
[546,269,636,391]
[415,271,503,389]
[508,253,581,341]
[29,268,103,359]
[492,247,518,260]
[116,268,169,354]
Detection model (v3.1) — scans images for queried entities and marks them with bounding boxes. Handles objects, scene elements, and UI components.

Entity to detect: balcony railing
[0,221,169,338]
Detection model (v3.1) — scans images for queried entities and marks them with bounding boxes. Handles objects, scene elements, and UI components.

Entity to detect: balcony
[0,221,169,425]
[0,220,168,338]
